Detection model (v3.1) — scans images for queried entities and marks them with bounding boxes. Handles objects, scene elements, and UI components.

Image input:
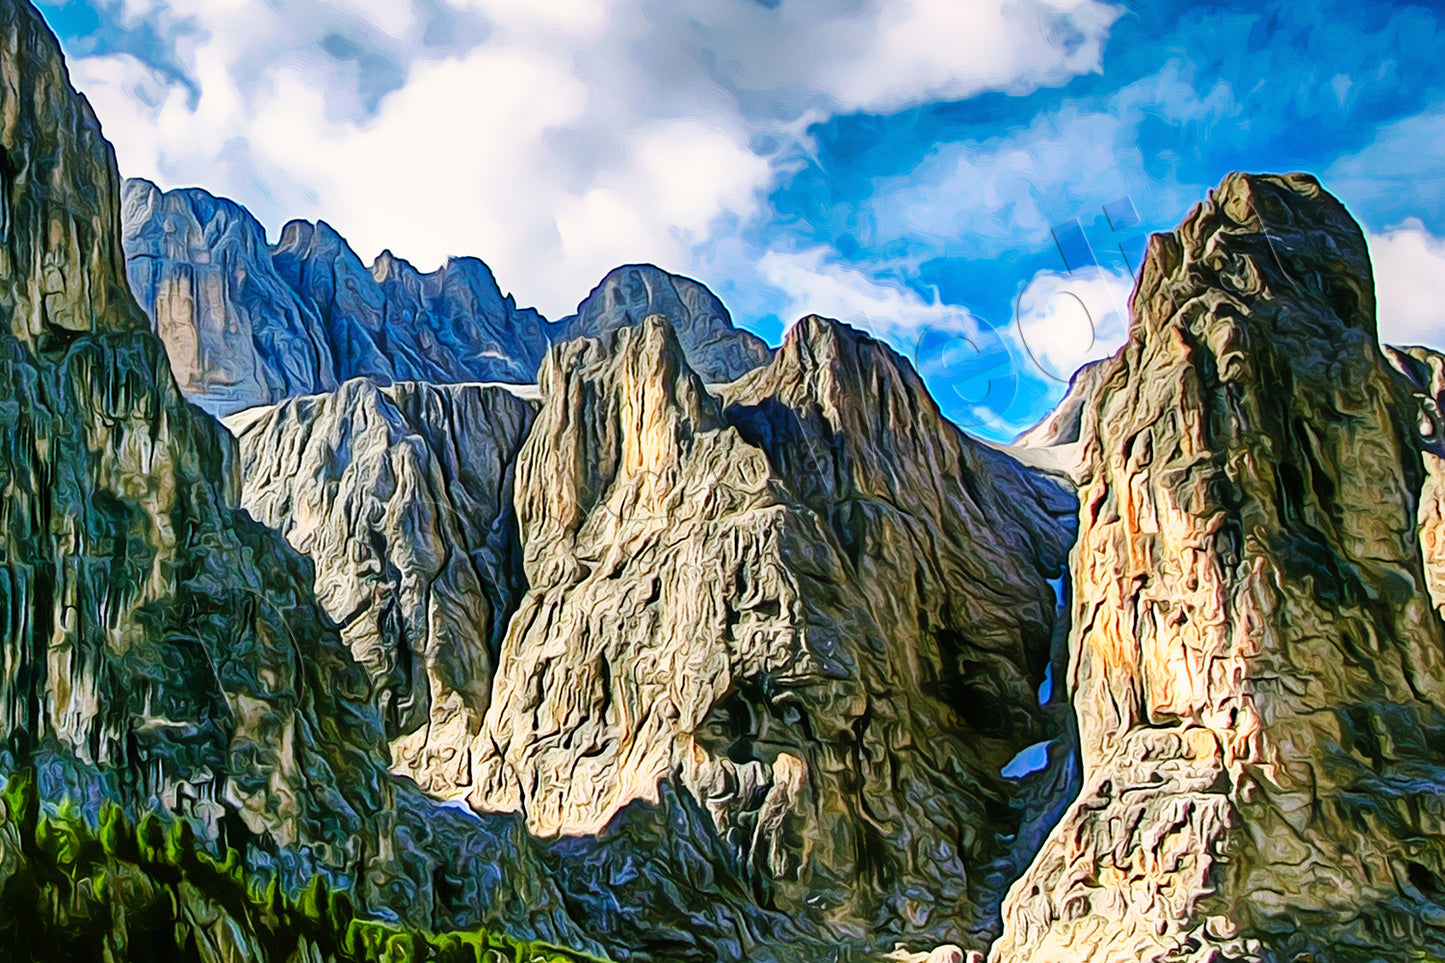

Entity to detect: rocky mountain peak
[460,307,1077,956]
[561,263,773,383]
[368,247,407,282]
[993,170,1445,962]
[0,0,398,871]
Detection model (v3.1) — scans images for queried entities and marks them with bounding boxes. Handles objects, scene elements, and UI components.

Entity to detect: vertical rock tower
[994,173,1445,961]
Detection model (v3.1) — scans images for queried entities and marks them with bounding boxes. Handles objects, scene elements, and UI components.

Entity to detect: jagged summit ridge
[463,308,1076,955]
[559,263,773,383]
[122,187,775,414]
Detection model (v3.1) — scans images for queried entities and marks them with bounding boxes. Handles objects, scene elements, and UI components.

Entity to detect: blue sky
[35,0,1445,438]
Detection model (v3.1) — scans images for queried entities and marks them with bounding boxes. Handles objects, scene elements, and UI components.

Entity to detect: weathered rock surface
[227,379,535,794]
[467,312,1077,955]
[993,173,1445,962]
[0,8,622,956]
[272,221,551,389]
[1384,345,1445,623]
[0,0,390,864]
[122,189,775,415]
[120,182,553,414]
[122,179,341,415]
[558,264,773,383]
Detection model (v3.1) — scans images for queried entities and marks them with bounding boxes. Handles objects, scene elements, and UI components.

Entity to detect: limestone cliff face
[227,379,535,794]
[0,0,391,861]
[1384,345,1445,622]
[122,179,339,415]
[120,183,552,414]
[560,264,773,382]
[993,173,1445,962]
[122,190,775,417]
[273,223,550,388]
[469,313,1076,953]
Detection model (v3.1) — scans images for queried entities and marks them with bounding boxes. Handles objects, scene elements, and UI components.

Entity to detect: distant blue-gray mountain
[121,179,771,414]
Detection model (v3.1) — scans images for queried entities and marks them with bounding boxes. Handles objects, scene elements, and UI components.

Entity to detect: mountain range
[4,1,1445,960]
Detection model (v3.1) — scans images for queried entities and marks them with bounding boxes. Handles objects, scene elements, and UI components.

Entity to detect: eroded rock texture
[228,379,535,794]
[0,0,389,862]
[272,221,550,390]
[122,186,775,415]
[469,313,1076,954]
[560,264,772,382]
[993,173,1445,962]
[121,181,552,414]
[122,179,340,415]
[1384,345,1445,622]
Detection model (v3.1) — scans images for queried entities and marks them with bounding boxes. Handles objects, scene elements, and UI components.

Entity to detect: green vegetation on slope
[0,770,600,963]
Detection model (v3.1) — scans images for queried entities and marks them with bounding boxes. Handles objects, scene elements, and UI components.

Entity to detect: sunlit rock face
[560,264,773,383]
[1384,345,1445,622]
[993,173,1445,963]
[227,379,535,794]
[468,312,1077,953]
[0,0,390,862]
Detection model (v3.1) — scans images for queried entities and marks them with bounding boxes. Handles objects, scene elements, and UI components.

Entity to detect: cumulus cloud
[1369,220,1445,349]
[59,0,1121,317]
[756,248,1031,429]
[862,61,1225,260]
[1013,264,1133,382]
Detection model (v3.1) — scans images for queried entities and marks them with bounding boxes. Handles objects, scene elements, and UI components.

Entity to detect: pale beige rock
[993,173,1445,962]
[1384,345,1445,621]
[229,378,535,795]
[467,312,1076,952]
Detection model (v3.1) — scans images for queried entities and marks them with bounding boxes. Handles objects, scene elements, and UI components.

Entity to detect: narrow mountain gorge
[10,0,1445,959]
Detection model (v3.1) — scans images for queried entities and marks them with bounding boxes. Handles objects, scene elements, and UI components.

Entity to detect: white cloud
[757,247,987,344]
[1013,264,1133,382]
[755,248,1035,431]
[1327,108,1445,230]
[62,0,1122,318]
[1369,219,1445,349]
[863,61,1224,260]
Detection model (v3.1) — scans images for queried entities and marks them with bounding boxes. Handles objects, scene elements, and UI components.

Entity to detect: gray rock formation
[0,11,624,958]
[993,173,1445,962]
[558,264,773,382]
[272,221,551,388]
[121,178,340,415]
[466,312,1076,955]
[227,379,535,795]
[122,191,775,416]
[0,0,387,865]
[120,183,552,415]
